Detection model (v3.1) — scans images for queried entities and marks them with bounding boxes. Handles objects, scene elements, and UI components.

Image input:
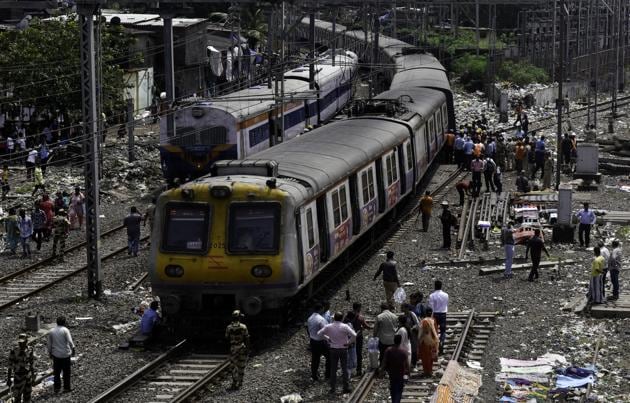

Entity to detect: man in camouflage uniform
[225,310,249,390]
[7,333,35,403]
[52,209,70,260]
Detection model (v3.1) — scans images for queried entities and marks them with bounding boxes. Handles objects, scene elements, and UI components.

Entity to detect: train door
[326,181,352,257]
[381,150,401,211]
[436,109,444,146]
[299,202,320,281]
[357,163,378,232]
[414,124,429,179]
[442,104,449,132]
[402,140,414,195]
[428,117,437,162]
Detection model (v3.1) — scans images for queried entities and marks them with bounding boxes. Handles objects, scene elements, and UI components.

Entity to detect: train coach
[159,49,358,184]
[149,86,450,329]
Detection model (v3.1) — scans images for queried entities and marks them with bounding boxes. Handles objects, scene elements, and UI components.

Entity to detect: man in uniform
[52,209,70,259]
[225,310,249,390]
[7,333,35,403]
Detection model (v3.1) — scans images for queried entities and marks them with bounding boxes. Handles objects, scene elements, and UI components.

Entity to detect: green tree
[0,17,135,122]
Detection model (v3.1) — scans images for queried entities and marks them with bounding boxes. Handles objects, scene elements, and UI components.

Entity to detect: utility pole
[77,1,103,299]
[556,0,566,191]
[162,13,176,139]
[372,7,380,99]
[127,97,135,162]
[267,7,274,89]
[309,11,315,90]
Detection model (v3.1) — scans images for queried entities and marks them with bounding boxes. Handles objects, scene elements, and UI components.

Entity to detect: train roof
[390,66,451,93]
[246,118,410,197]
[376,87,447,119]
[190,79,309,119]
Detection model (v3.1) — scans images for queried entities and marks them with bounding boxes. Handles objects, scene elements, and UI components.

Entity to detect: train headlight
[210,186,232,198]
[165,265,185,277]
[251,265,272,278]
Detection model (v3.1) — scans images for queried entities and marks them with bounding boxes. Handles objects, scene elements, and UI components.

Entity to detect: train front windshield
[228,203,280,254]
[162,203,210,253]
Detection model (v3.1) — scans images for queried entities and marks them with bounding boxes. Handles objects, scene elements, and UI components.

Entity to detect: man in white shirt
[47,316,75,393]
[429,280,449,355]
[307,302,330,381]
[317,312,356,395]
[25,148,38,180]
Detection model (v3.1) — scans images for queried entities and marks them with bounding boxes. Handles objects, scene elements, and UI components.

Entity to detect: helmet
[18,333,28,343]
[441,201,449,206]
[232,310,241,319]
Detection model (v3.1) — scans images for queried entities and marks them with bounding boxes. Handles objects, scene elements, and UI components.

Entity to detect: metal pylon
[78,2,103,299]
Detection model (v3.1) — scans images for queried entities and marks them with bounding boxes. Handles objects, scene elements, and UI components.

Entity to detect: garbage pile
[496,352,599,401]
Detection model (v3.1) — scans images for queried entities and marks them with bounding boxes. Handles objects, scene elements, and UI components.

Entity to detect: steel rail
[345,370,378,403]
[0,235,149,311]
[170,358,232,403]
[0,224,125,284]
[88,339,189,403]
[450,310,475,362]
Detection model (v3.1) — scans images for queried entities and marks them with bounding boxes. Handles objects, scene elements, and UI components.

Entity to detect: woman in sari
[417,306,439,377]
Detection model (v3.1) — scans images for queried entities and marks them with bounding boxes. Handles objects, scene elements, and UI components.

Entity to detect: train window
[228,203,281,254]
[436,110,442,134]
[360,168,376,204]
[339,185,348,221]
[199,126,228,145]
[249,123,270,147]
[332,189,341,227]
[306,208,315,249]
[405,142,413,171]
[162,203,210,253]
[385,155,394,185]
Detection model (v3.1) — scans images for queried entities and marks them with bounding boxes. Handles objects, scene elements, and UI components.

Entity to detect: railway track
[89,340,230,403]
[347,310,496,403]
[526,93,630,133]
[0,231,149,312]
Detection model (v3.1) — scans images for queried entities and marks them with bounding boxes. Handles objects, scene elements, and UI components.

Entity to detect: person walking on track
[418,191,433,232]
[439,201,457,250]
[225,310,249,390]
[525,229,550,282]
[373,251,400,306]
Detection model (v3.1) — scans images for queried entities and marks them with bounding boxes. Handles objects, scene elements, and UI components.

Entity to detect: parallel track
[0,233,149,311]
[88,340,230,403]
[347,311,496,403]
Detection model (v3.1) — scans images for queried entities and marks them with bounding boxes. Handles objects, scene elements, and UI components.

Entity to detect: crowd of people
[442,112,579,197]
[305,251,450,401]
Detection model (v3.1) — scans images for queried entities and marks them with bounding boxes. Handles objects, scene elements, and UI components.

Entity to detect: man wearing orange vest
[444,130,455,164]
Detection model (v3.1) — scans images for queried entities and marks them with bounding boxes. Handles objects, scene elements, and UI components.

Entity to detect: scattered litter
[280,393,303,403]
[75,317,93,321]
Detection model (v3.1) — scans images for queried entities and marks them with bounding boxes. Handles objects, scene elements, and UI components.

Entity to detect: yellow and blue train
[149,20,455,328]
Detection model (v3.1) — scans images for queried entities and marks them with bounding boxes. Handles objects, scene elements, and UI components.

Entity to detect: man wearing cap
[225,310,249,390]
[439,201,457,250]
[52,209,70,260]
[576,203,596,248]
[7,334,35,403]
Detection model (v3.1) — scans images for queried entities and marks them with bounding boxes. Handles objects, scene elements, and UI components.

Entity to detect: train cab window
[162,203,210,253]
[360,168,376,203]
[331,185,349,227]
[306,208,315,248]
[228,203,280,254]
